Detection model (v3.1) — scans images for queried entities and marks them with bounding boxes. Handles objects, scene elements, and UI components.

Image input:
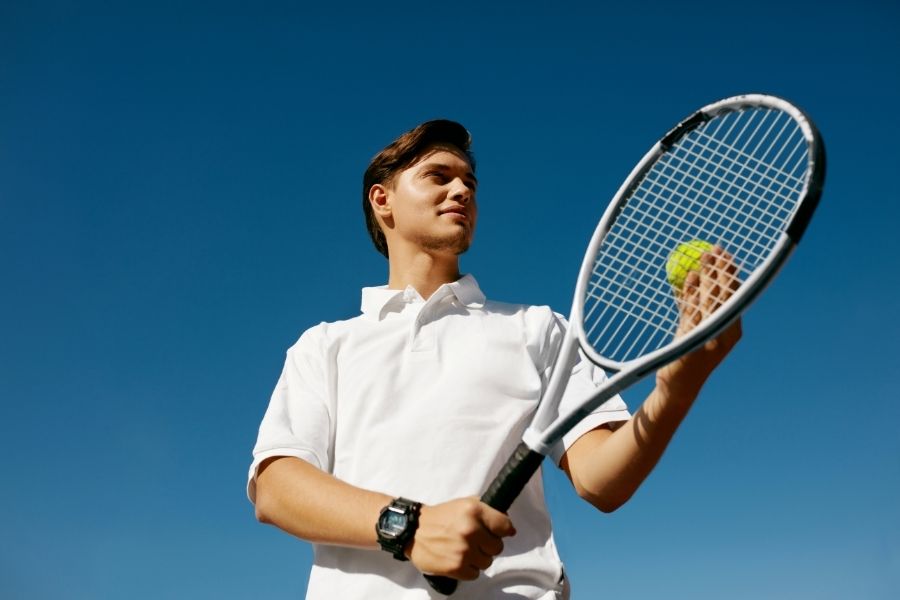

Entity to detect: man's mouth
[439,205,468,219]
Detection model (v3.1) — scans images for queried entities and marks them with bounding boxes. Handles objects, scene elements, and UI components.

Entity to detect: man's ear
[369,184,391,219]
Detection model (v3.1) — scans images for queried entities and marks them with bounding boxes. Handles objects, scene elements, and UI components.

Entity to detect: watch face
[379,509,408,538]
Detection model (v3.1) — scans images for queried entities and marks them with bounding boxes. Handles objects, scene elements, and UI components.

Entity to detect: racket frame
[523,93,825,456]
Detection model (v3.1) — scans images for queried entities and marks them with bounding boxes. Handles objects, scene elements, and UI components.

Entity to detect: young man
[248,120,741,599]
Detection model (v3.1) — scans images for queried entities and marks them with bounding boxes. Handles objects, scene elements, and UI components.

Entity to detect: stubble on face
[410,217,474,256]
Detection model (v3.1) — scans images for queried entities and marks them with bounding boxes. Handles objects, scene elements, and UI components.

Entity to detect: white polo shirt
[248,275,630,599]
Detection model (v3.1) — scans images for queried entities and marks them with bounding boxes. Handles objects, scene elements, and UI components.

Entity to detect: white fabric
[248,274,630,599]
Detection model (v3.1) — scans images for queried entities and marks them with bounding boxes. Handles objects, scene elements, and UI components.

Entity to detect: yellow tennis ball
[666,239,714,290]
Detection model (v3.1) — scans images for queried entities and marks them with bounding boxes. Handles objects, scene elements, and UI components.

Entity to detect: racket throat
[521,426,552,456]
[525,367,642,456]
[523,332,582,456]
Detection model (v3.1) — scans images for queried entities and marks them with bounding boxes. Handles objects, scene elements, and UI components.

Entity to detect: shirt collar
[361,274,486,320]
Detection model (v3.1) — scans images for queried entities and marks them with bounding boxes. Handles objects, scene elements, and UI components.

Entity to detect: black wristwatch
[376,497,422,561]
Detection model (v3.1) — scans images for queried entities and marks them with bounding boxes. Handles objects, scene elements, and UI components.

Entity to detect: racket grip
[481,442,545,511]
[424,574,459,595]
[424,443,545,596]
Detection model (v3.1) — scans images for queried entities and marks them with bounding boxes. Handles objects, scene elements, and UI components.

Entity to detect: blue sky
[1,1,898,598]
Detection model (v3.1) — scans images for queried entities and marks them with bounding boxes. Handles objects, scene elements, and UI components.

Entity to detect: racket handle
[424,574,459,595]
[424,442,545,595]
[481,442,545,511]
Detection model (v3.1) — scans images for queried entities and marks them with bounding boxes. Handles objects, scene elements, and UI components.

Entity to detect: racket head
[571,94,825,372]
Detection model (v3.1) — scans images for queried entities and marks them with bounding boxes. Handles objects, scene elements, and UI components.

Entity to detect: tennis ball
[666,239,715,290]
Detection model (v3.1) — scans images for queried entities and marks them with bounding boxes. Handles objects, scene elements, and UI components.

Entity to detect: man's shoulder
[287,313,368,352]
[482,298,559,319]
[479,299,563,333]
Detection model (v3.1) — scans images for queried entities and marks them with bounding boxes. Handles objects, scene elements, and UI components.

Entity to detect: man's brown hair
[362,119,475,258]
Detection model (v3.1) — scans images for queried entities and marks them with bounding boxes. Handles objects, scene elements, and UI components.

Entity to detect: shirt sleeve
[246,324,334,504]
[541,311,631,465]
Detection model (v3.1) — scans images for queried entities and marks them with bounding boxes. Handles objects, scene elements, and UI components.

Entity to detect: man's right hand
[405,497,516,580]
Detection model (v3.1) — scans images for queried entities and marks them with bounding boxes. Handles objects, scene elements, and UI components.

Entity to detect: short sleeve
[542,312,631,465]
[246,324,334,504]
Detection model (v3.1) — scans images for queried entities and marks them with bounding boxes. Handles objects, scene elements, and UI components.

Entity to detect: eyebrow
[418,162,478,186]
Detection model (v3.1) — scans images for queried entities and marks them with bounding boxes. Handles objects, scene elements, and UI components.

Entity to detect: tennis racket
[425,93,825,594]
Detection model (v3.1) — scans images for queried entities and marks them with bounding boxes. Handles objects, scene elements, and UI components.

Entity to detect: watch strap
[376,497,422,561]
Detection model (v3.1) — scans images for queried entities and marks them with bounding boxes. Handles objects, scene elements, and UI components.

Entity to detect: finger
[478,504,516,538]
[699,252,725,315]
[680,271,700,315]
[454,564,481,581]
[469,548,496,571]
[700,249,720,284]
[682,270,701,302]
[702,289,724,316]
[706,249,741,308]
[676,271,701,335]
[717,251,740,294]
[478,534,504,557]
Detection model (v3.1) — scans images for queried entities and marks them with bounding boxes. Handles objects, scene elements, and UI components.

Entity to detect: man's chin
[418,233,474,257]
[453,237,476,257]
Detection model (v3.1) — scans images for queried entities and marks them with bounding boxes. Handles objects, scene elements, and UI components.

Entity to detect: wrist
[656,359,707,401]
[375,497,422,561]
[653,373,703,418]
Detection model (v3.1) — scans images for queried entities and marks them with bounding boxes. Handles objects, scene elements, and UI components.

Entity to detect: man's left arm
[562,248,742,512]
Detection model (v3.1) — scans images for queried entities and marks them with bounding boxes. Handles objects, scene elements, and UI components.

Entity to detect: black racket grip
[424,443,545,595]
[481,442,545,512]
[424,574,459,595]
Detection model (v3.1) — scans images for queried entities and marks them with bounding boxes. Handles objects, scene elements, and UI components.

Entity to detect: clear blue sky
[2,1,898,598]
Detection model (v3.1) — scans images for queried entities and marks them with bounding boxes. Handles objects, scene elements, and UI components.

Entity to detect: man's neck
[386,248,461,300]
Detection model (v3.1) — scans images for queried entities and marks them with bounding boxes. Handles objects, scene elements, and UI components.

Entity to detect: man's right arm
[254,456,516,581]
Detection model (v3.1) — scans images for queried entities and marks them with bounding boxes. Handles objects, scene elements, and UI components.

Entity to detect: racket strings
[599,129,801,292]
[588,110,796,353]
[666,130,805,223]
[588,109,803,358]
[650,126,807,265]
[590,109,807,358]
[682,128,807,222]
[672,110,808,279]
[583,107,810,363]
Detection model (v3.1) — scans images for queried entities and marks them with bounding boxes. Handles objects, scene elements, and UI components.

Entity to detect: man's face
[379,147,478,257]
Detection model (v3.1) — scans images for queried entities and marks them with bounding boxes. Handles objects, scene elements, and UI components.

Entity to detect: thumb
[478,503,516,537]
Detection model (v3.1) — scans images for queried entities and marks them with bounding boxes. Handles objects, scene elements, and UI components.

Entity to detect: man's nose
[449,178,472,202]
